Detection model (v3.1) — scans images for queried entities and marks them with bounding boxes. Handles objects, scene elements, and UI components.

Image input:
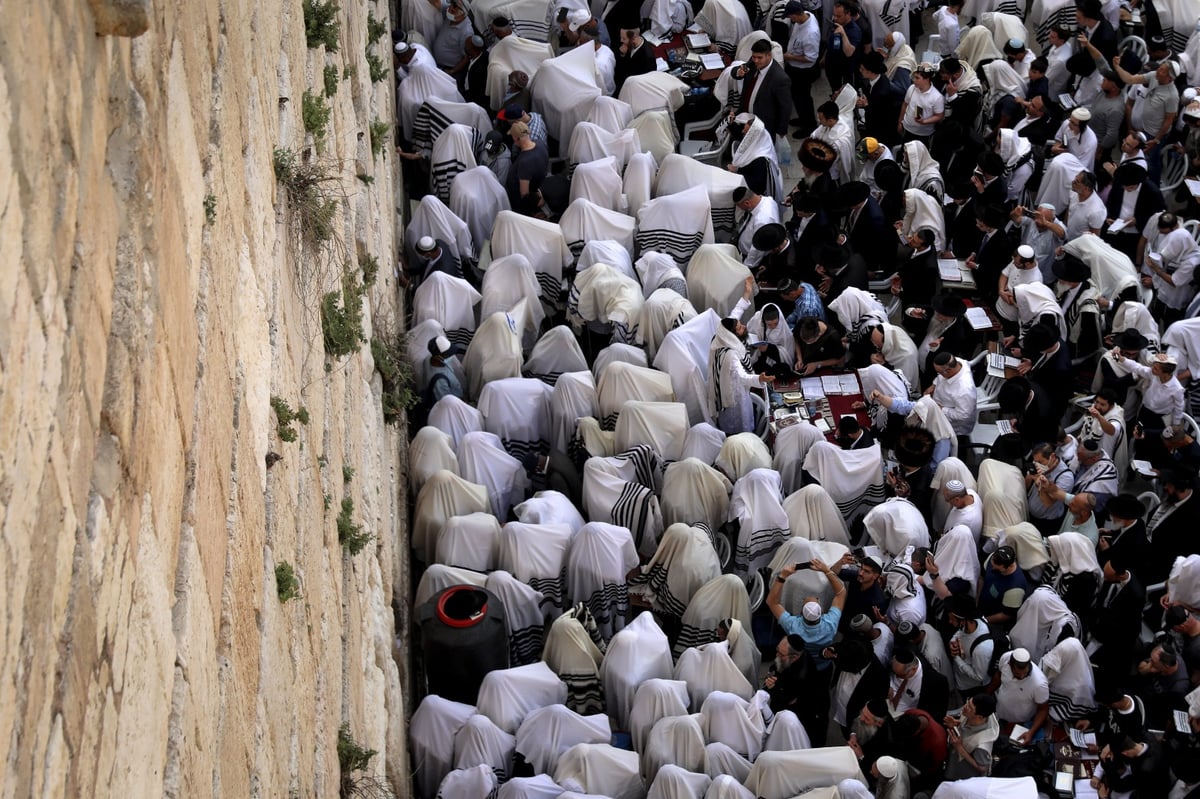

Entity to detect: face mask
[1033,461,1049,475]
[446,8,458,20]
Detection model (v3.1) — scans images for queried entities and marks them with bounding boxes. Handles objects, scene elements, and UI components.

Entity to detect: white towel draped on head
[413,470,490,562]
[747,303,796,365]
[499,522,575,617]
[490,211,573,313]
[648,766,711,799]
[407,194,476,266]
[477,661,570,735]
[764,709,812,751]
[640,289,699,361]
[903,141,944,199]
[548,370,597,454]
[628,109,680,165]
[553,743,642,799]
[689,244,756,319]
[716,433,773,482]
[437,764,497,799]
[803,441,887,522]
[567,522,640,640]
[478,377,552,462]
[580,239,636,280]
[561,197,636,257]
[436,512,503,571]
[1063,235,1139,301]
[618,71,688,115]
[906,396,959,457]
[979,460,1028,542]
[453,714,516,781]
[997,522,1051,571]
[931,457,976,531]
[482,254,545,331]
[694,0,753,45]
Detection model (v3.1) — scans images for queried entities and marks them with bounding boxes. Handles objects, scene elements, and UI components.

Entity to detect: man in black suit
[893,229,939,313]
[614,28,655,93]
[1096,493,1146,569]
[887,648,950,722]
[944,182,981,258]
[994,376,1059,461]
[459,36,491,109]
[972,152,1009,209]
[785,194,835,281]
[964,203,1013,303]
[1017,321,1073,416]
[836,180,889,270]
[1143,468,1200,585]
[1103,162,1165,258]
[1075,0,1118,64]
[859,51,902,145]
[737,38,793,139]
[815,242,869,304]
[1088,552,1146,679]
[1012,94,1057,146]
[837,416,877,449]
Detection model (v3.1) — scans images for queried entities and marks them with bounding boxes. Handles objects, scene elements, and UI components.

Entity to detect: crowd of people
[395,0,1200,796]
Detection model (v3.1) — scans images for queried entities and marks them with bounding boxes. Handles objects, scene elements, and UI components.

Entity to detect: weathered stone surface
[0,1,408,796]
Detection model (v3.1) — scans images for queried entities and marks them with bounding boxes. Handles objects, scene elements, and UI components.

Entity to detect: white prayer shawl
[933,524,982,587]
[648,766,712,799]
[437,764,499,799]
[858,365,913,430]
[676,574,754,655]
[618,71,688,116]
[563,196,635,256]
[997,127,1034,203]
[640,289,699,361]
[884,34,919,80]
[1063,235,1139,302]
[451,166,511,252]
[812,117,856,185]
[533,46,603,144]
[515,492,586,535]
[997,522,1051,571]
[582,459,665,556]
[399,64,464,141]
[655,310,722,426]
[410,426,462,494]
[414,96,493,156]
[594,342,649,377]
[477,661,570,735]
[649,0,695,37]
[498,775,567,799]
[624,151,658,218]
[637,186,717,269]
[596,360,675,430]
[1163,317,1200,377]
[906,396,960,458]
[415,564,490,608]
[689,246,756,321]
[436,512,504,572]
[431,123,483,203]
[713,61,746,110]
[409,318,459,391]
[600,611,675,729]
[631,678,693,753]
[728,468,791,575]
[464,308,528,399]
[487,570,548,665]
[782,485,852,546]
[658,155,747,243]
[491,211,573,312]
[721,617,760,690]
[579,240,636,282]
[704,745,754,784]
[549,371,599,454]
[414,470,492,562]
[1011,585,1078,663]
[1039,637,1097,722]
[764,709,812,752]
[695,0,753,44]
[615,401,691,462]
[773,424,827,496]
[542,611,606,715]
[1014,281,1066,340]
[859,0,907,48]
[516,705,611,777]
[639,522,723,618]
[731,115,784,203]
[803,441,887,522]
[1047,532,1102,592]
[930,776,1040,798]
[569,261,645,344]
[567,126,639,174]
[407,193,477,267]
[771,540,849,608]
[567,522,639,640]
[553,744,642,799]
[414,272,482,351]
[525,326,590,386]
[459,430,531,519]
[743,748,865,799]
[903,141,945,201]
[735,30,783,65]
[454,714,517,782]
[661,458,733,534]
[930,457,977,532]
[902,189,949,254]
[642,715,708,781]
[978,460,1028,542]
[482,255,547,336]
[628,109,680,166]
[412,695,479,799]
[697,689,766,762]
[1034,152,1085,214]
[836,779,875,799]
[747,303,795,364]
[499,521,575,616]
[587,95,635,133]
[712,432,771,484]
[478,376,552,458]
[682,422,727,465]
[864,498,931,557]
[402,0,443,48]
[1168,554,1200,608]
[487,36,555,107]
[828,288,888,343]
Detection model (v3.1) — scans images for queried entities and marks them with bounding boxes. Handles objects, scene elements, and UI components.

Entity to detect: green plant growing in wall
[275,561,301,602]
[320,276,365,357]
[368,120,389,158]
[304,0,341,51]
[337,497,372,555]
[337,724,390,797]
[271,396,309,442]
[323,64,340,97]
[343,465,354,483]
[273,147,340,252]
[365,46,387,83]
[302,89,332,141]
[356,173,374,186]
[203,194,217,225]
[359,253,378,286]
[370,328,418,425]
[366,12,388,41]
[342,64,356,80]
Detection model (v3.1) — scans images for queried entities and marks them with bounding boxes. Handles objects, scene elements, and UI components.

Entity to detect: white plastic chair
[1184,219,1200,246]
[1118,35,1148,66]
[1182,413,1200,440]
[751,391,770,438]
[1161,147,1187,192]
[1138,490,1160,523]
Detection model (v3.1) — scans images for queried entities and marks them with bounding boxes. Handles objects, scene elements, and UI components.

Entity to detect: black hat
[932,293,966,317]
[816,243,848,270]
[1113,162,1147,186]
[1053,255,1091,282]
[1076,0,1102,19]
[783,0,806,13]
[945,593,978,619]
[798,138,838,172]
[861,51,887,75]
[1113,329,1149,350]
[1022,322,1059,354]
[836,181,872,208]
[795,193,822,214]
[874,160,903,192]
[1165,605,1190,628]
[831,639,872,672]
[978,203,1009,230]
[977,151,1005,178]
[752,222,787,251]
[732,186,751,203]
[947,180,973,200]
[972,693,998,717]
[1148,33,1168,51]
[997,376,1032,412]
[1067,49,1098,76]
[896,428,935,467]
[1106,493,1145,522]
[785,633,806,652]
[992,545,1017,566]
[492,15,512,26]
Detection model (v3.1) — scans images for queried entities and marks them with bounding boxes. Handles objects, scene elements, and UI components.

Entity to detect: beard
[851,717,881,744]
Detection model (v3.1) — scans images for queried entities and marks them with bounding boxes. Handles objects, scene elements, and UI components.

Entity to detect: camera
[794,561,812,570]
[1023,208,1038,218]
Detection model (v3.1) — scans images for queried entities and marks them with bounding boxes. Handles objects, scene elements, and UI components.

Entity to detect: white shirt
[934,6,960,54]
[944,490,984,544]
[1053,120,1098,169]
[739,197,782,264]
[1066,191,1106,240]
[932,365,977,436]
[1116,184,1140,222]
[996,654,1050,724]
[870,623,895,667]
[888,661,925,717]
[594,44,616,96]
[903,84,945,137]
[951,620,994,689]
[1125,360,1186,425]
[787,15,821,70]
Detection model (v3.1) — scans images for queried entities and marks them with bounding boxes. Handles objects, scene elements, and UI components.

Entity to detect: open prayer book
[1009,724,1030,742]
[996,419,1016,436]
[987,353,1021,378]
[685,31,711,49]
[965,307,992,331]
[1186,178,1200,199]
[937,259,963,281]
[1068,728,1097,752]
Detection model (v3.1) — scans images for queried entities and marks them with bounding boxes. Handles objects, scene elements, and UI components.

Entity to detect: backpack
[969,626,1013,678]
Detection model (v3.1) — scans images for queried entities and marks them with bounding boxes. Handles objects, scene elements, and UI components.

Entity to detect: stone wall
[0,0,409,795]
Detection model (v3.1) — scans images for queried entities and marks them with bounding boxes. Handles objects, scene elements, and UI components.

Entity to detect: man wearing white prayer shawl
[782,484,852,545]
[430,123,483,203]
[1010,585,1080,663]
[581,453,665,557]
[414,272,481,350]
[411,695,478,799]
[458,430,531,518]
[857,364,914,433]
[727,467,790,576]
[882,555,927,627]
[1038,637,1097,723]
[413,470,490,563]
[637,185,717,269]
[409,426,461,494]
[566,522,638,640]
[710,302,773,435]
[647,766,712,799]
[436,512,503,572]
[542,608,606,715]
[497,774,567,799]
[655,310,722,426]
[743,747,866,799]
[731,115,784,204]
[764,708,812,751]
[548,371,598,455]
[600,611,674,729]
[773,424,827,496]
[553,743,642,799]
[932,776,1041,798]
[484,570,547,666]
[929,457,976,532]
[635,522,723,620]
[454,713,517,782]
[524,327,589,387]
[703,744,754,784]
[499,521,575,617]
[490,210,573,312]
[746,303,796,367]
[926,524,981,595]
[698,690,769,759]
[929,352,977,438]
[716,432,773,482]
[514,704,611,776]
[641,715,708,780]
[940,480,984,545]
[568,262,645,345]
[661,458,733,532]
[450,166,510,250]
[804,440,887,522]
[477,661,570,735]
[406,193,476,268]
[640,289,700,361]
[414,564,488,608]
[682,422,727,465]
[596,359,675,430]
[566,162,630,216]
[437,763,499,799]
[675,574,754,655]
[462,308,528,399]
[532,45,604,144]
[398,64,464,141]
[863,499,931,559]
[515,491,586,535]
[629,678,692,753]
[811,99,856,183]
[481,254,545,332]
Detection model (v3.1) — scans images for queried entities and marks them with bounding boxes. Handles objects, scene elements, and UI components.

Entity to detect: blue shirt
[784,282,827,326]
[778,606,842,670]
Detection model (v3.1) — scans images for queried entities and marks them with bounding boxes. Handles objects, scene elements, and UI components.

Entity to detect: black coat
[972,226,1016,301]
[914,658,951,721]
[1144,492,1200,585]
[823,254,870,303]
[460,52,491,110]
[946,199,982,258]
[844,198,890,268]
[614,41,655,93]
[743,61,794,138]
[896,247,939,302]
[1085,19,1120,63]
[1088,573,1147,660]
[864,76,903,145]
[1104,180,1166,232]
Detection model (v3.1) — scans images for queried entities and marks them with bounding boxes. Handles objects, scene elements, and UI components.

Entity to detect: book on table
[685,31,711,49]
[965,306,992,330]
[938,259,963,281]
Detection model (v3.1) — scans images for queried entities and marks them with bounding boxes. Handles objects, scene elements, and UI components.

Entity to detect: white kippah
[801,601,823,622]
[417,235,436,251]
[394,41,411,54]
[434,335,452,354]
[1017,244,1035,259]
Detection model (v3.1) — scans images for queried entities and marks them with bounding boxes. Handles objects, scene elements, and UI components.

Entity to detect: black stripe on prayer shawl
[581,583,631,638]
[612,321,639,346]
[431,158,471,203]
[1074,459,1119,493]
[601,412,621,432]
[535,272,562,306]
[636,230,706,269]
[522,369,564,386]
[566,238,587,258]
[673,625,719,657]
[529,567,567,614]
[732,525,789,575]
[994,0,1019,16]
[1049,691,1096,722]
[446,327,475,350]
[500,437,547,466]
[711,206,736,239]
[568,602,607,651]
[1034,8,1075,48]
[412,102,455,154]
[559,672,607,716]
[612,482,654,550]
[638,563,689,618]
[508,624,545,666]
[832,483,888,522]
[614,444,660,489]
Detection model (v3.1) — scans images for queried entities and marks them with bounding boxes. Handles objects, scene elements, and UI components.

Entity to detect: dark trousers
[797,664,834,746]
[788,66,820,132]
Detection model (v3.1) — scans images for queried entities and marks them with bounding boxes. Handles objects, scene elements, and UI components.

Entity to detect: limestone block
[87,0,150,37]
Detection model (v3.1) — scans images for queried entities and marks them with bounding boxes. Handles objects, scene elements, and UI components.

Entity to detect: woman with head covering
[730,113,783,202]
[873,755,912,799]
